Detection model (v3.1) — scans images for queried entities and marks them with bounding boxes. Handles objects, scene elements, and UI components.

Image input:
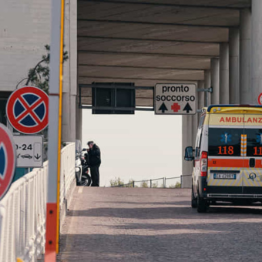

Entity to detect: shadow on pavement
[68,205,262,220]
[95,200,191,206]
[58,226,262,262]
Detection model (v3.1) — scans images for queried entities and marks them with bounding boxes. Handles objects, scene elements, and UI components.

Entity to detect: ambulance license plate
[213,173,236,179]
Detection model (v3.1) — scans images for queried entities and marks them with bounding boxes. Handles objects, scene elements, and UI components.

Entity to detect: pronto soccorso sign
[154,83,196,115]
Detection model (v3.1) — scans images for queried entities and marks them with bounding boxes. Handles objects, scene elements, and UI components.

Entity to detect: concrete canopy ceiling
[77,0,251,107]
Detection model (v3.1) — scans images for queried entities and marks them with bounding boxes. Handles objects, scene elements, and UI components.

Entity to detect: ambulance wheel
[191,188,197,208]
[197,193,208,213]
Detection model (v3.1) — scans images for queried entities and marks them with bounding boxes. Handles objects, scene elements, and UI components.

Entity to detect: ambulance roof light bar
[207,104,262,112]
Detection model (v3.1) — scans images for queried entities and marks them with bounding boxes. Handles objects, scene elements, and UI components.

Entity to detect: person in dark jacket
[87,141,101,187]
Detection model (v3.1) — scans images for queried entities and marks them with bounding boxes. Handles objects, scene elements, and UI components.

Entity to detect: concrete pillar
[70,95,76,141]
[76,99,82,141]
[69,0,78,142]
[229,29,240,104]
[251,1,262,104]
[211,58,220,104]
[240,9,251,103]
[219,43,229,104]
[182,116,187,176]
[181,115,193,188]
[182,115,193,165]
[192,87,199,146]
[61,0,77,143]
[62,92,70,142]
[198,80,205,112]
[204,70,211,106]
[62,0,70,143]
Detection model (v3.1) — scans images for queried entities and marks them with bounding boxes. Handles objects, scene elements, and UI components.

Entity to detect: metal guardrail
[60,143,76,210]
[112,175,191,188]
[0,143,75,262]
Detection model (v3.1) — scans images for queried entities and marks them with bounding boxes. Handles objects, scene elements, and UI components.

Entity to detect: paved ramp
[58,188,262,262]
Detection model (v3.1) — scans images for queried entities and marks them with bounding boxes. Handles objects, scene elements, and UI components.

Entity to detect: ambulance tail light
[200,151,208,177]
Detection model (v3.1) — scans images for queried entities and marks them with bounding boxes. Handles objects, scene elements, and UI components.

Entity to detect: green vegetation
[169,182,181,188]
[141,181,149,188]
[110,178,134,187]
[152,182,158,188]
[110,177,181,189]
[125,179,135,188]
[27,45,68,93]
[110,177,124,187]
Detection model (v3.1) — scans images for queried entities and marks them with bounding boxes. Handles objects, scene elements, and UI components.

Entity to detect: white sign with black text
[13,135,43,168]
[155,83,197,115]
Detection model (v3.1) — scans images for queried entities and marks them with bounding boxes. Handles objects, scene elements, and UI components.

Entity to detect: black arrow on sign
[183,103,193,113]
[35,154,41,160]
[159,103,168,113]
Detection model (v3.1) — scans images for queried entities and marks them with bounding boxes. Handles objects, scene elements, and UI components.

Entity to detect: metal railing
[112,175,191,188]
[60,143,76,210]
[0,143,75,262]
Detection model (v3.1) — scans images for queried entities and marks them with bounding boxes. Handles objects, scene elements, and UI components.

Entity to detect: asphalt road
[58,188,262,262]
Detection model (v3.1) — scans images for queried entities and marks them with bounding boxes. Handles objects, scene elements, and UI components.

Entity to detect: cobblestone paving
[58,188,262,262]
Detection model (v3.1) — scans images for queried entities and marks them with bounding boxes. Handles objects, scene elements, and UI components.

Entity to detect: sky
[82,110,182,187]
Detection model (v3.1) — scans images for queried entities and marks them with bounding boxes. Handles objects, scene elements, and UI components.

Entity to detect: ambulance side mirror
[184,146,194,161]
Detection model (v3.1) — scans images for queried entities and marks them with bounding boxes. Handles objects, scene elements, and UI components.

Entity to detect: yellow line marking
[217,178,224,186]
[243,177,248,187]
[224,181,228,187]
[56,0,65,254]
[237,177,242,187]
[78,187,83,194]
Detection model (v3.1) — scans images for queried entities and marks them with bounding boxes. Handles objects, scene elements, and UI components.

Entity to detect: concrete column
[219,43,229,104]
[182,115,193,188]
[70,95,76,141]
[240,9,251,103]
[62,92,70,142]
[198,80,205,112]
[62,0,70,142]
[182,115,187,176]
[76,99,82,141]
[69,0,78,142]
[211,58,220,104]
[204,70,211,106]
[251,1,262,104]
[61,0,78,143]
[182,115,193,171]
[229,29,240,104]
[192,87,199,146]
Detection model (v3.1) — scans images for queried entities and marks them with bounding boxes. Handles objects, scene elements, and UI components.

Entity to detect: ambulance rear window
[208,128,242,157]
[246,129,262,157]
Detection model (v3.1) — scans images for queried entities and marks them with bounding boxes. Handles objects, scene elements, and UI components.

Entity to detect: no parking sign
[0,123,16,200]
[6,86,49,134]
[258,93,262,105]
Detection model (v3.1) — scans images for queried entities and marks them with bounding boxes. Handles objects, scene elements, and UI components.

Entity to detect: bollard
[150,180,152,188]
[133,181,135,188]
[163,177,165,188]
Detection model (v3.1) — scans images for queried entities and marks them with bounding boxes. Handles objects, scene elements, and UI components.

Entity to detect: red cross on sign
[171,103,180,112]
[6,86,49,134]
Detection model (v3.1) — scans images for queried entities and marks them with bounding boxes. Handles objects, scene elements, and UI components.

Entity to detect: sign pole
[0,124,16,201]
[45,0,64,261]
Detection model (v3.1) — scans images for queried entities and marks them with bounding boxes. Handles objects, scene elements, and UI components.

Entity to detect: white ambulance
[185,105,262,212]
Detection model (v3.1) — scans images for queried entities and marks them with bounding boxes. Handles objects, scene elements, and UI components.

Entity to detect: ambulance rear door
[207,111,244,195]
[243,111,262,196]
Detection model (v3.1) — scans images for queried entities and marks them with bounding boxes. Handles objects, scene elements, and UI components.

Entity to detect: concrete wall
[0,0,78,143]
[0,1,51,91]
[62,0,78,142]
